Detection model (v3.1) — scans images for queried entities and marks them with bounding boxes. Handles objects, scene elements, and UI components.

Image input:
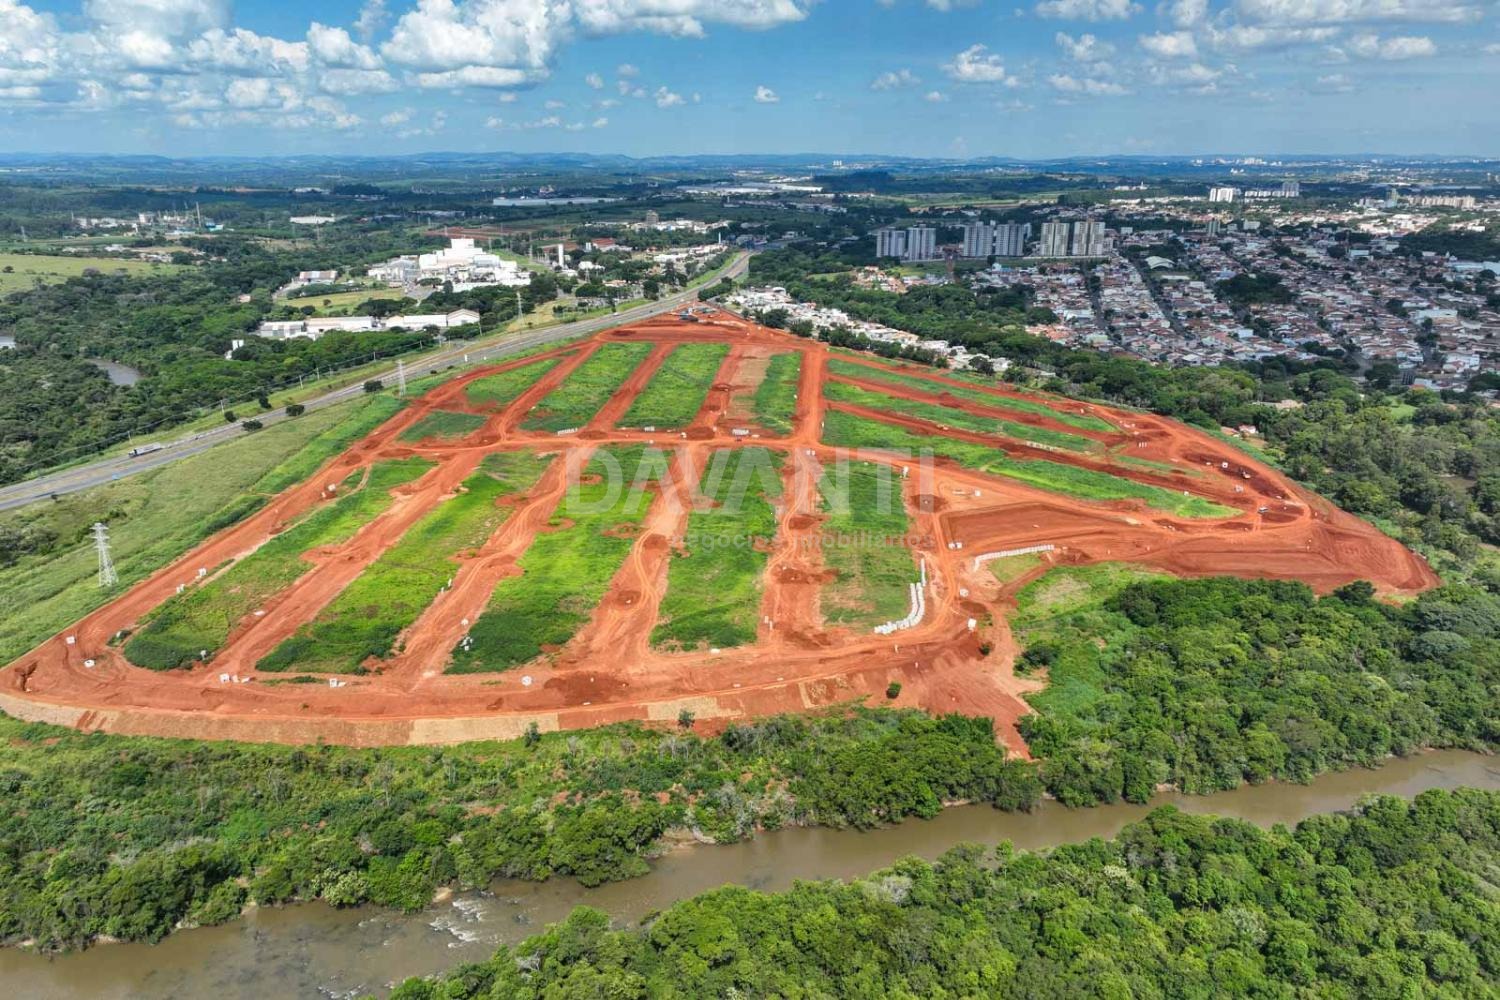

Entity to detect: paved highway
[0,253,748,513]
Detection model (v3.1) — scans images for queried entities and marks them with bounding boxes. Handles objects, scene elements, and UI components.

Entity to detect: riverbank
[5,748,1497,998]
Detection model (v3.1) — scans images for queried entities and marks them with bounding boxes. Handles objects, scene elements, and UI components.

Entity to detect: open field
[282,287,403,314]
[464,356,563,409]
[824,378,1098,453]
[652,447,782,650]
[752,351,802,434]
[450,446,663,673]
[398,410,487,442]
[0,252,187,294]
[521,342,655,432]
[0,309,1439,752]
[827,357,1115,433]
[259,455,547,674]
[0,395,404,665]
[619,342,730,429]
[123,458,435,670]
[817,460,917,629]
[821,409,1234,519]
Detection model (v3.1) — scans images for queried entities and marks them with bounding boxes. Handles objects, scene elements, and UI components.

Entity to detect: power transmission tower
[396,359,407,396]
[92,522,118,589]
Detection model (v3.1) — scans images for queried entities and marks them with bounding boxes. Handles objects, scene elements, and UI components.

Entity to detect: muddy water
[7,750,1500,999]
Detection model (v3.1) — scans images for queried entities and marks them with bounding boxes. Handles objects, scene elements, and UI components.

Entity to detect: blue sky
[1,0,1497,158]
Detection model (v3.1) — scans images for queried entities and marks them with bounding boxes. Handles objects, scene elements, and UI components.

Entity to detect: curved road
[0,254,749,513]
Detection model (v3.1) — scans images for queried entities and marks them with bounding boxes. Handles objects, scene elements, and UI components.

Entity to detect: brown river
[7,749,1500,999]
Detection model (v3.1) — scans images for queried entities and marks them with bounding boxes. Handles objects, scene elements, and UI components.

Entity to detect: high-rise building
[903,226,937,262]
[875,227,907,259]
[959,221,1032,259]
[1039,221,1071,258]
[960,222,993,259]
[994,222,1030,258]
[1208,186,1240,203]
[1070,220,1105,257]
[1205,219,1222,237]
[1280,180,1300,198]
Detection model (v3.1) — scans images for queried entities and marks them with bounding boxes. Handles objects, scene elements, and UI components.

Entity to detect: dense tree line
[389,788,1500,998]
[0,710,1035,951]
[1018,576,1500,806]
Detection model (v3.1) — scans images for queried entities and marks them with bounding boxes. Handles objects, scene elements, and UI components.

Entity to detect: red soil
[0,313,1437,755]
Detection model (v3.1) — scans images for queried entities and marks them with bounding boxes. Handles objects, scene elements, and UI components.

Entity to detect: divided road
[0,254,748,513]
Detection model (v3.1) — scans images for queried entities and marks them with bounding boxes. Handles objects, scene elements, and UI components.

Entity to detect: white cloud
[591,115,608,127]
[354,0,388,42]
[307,24,380,70]
[1048,72,1129,93]
[84,0,228,37]
[654,85,684,107]
[1147,60,1223,87]
[1139,29,1198,57]
[924,89,949,101]
[1347,31,1436,57]
[380,107,413,126]
[320,67,398,94]
[584,70,603,88]
[1034,0,1140,20]
[1234,0,1481,25]
[1485,42,1500,54]
[1159,0,1207,26]
[1056,31,1115,60]
[544,97,565,108]
[616,62,639,77]
[1314,71,1354,90]
[415,65,532,88]
[753,83,779,102]
[1202,23,1341,50]
[871,67,921,89]
[943,43,1014,83]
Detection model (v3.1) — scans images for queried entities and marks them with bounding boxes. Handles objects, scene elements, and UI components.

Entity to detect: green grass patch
[448,446,666,672]
[0,252,187,294]
[752,352,802,435]
[521,342,655,432]
[282,287,402,314]
[817,460,917,628]
[822,409,1234,519]
[258,453,553,674]
[0,395,405,665]
[1012,563,1171,720]
[825,379,1097,453]
[464,356,562,409]
[827,358,1115,433]
[987,552,1043,584]
[652,448,782,650]
[122,457,435,670]
[619,342,730,429]
[398,410,487,442]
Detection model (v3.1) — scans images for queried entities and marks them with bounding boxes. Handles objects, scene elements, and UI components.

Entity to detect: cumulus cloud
[307,23,380,70]
[1049,72,1129,93]
[1314,71,1355,90]
[1034,0,1140,21]
[943,43,1014,83]
[753,83,779,102]
[1140,29,1198,57]
[584,70,603,88]
[1159,0,1207,26]
[654,85,684,106]
[924,89,949,101]
[871,67,921,89]
[1056,31,1115,60]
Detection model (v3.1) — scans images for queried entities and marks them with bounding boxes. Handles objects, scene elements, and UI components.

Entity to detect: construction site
[0,310,1438,754]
